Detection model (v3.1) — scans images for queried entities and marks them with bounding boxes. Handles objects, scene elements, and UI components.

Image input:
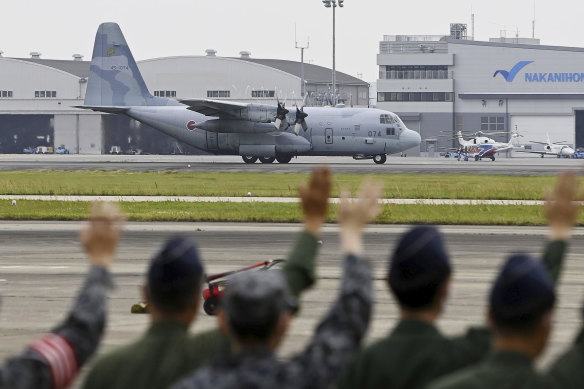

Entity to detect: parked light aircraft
[77,23,420,164]
[455,131,523,161]
[516,133,575,158]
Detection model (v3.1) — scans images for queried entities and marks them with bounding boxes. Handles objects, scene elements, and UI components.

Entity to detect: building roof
[233,58,368,86]
[14,58,90,78]
[9,56,368,86]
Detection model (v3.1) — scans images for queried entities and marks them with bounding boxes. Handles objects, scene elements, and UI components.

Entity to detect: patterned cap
[223,270,297,331]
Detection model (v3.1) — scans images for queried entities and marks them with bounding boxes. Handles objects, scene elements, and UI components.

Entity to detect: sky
[1,0,582,82]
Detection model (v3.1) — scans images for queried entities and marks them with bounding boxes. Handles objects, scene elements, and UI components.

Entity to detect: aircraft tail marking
[84,22,172,107]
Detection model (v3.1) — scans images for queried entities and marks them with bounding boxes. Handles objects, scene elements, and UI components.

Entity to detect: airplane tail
[84,23,169,107]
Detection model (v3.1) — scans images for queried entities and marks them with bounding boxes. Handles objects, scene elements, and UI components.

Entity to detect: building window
[380,65,449,80]
[207,90,230,98]
[154,90,176,98]
[252,90,275,98]
[34,90,57,98]
[0,90,13,98]
[481,116,505,132]
[377,92,453,102]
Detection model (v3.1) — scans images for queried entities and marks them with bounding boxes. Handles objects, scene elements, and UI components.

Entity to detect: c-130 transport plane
[78,23,421,164]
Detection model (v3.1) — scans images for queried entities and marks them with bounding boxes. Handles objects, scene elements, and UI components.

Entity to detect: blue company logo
[493,61,533,82]
[494,61,584,83]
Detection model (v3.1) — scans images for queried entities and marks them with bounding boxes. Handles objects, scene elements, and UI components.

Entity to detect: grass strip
[0,200,569,226]
[0,171,556,200]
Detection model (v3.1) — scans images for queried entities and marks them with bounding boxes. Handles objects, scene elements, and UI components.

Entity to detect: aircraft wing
[515,150,559,156]
[180,99,250,117]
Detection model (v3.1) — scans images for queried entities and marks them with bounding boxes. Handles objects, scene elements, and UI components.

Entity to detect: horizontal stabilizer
[74,105,129,114]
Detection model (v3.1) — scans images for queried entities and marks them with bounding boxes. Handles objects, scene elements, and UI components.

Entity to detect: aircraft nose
[400,129,421,150]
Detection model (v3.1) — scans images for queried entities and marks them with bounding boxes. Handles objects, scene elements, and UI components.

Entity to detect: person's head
[217,270,296,350]
[489,254,555,358]
[143,236,204,325]
[388,226,452,317]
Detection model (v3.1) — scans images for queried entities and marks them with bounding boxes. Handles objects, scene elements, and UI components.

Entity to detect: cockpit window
[386,128,396,136]
[380,114,395,124]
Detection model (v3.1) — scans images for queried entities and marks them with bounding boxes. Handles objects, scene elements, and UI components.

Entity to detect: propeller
[293,93,310,135]
[274,99,289,131]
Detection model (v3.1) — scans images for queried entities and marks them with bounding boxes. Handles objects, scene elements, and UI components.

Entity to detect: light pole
[322,0,343,106]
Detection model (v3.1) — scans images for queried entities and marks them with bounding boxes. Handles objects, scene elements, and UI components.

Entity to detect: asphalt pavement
[0,154,581,175]
[1,222,584,388]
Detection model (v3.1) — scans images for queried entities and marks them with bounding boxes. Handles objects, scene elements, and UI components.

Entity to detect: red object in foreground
[201,259,284,315]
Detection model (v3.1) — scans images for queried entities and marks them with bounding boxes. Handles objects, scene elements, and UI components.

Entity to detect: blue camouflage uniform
[171,253,372,389]
[0,266,112,389]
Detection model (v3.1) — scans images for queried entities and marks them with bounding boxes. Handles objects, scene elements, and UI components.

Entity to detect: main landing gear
[373,154,387,164]
[353,154,388,164]
[242,155,293,164]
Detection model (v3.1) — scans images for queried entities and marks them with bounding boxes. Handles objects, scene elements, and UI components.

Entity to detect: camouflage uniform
[171,254,372,389]
[82,231,320,389]
[0,266,113,389]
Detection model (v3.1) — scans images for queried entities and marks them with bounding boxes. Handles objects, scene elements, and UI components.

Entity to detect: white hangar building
[0,51,368,154]
[376,24,584,156]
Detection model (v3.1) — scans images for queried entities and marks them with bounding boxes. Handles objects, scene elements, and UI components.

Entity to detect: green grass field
[0,200,565,226]
[0,170,556,200]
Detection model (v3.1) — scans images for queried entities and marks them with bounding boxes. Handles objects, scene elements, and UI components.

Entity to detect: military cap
[388,225,451,290]
[222,270,297,338]
[490,254,555,326]
[148,236,203,296]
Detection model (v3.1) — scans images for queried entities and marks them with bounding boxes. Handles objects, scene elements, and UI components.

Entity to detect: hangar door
[510,115,574,146]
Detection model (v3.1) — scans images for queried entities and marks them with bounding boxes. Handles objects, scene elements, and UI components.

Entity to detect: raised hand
[80,202,125,267]
[544,172,583,241]
[338,178,384,255]
[298,167,332,236]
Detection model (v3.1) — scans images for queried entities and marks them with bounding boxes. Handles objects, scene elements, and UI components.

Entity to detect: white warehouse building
[0,51,368,154]
[376,24,584,156]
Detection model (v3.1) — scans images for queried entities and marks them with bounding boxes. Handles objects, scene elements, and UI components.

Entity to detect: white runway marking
[0,194,545,206]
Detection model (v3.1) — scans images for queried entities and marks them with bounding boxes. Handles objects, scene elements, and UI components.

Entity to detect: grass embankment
[0,201,570,226]
[0,170,555,200]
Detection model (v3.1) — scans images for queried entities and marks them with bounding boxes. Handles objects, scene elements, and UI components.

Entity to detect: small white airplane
[517,133,574,158]
[455,131,523,161]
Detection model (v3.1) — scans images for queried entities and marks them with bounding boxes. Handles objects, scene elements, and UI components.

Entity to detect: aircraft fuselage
[124,105,420,158]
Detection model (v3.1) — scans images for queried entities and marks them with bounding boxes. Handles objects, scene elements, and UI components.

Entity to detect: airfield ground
[1,155,584,388]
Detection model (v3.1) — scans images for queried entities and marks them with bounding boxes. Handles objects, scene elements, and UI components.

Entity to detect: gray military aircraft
[78,23,421,164]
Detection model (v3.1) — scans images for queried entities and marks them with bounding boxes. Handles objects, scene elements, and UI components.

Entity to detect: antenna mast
[295,24,310,98]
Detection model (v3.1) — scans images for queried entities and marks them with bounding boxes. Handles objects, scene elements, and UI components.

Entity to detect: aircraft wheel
[373,154,387,164]
[203,297,219,316]
[491,156,496,161]
[475,155,480,161]
[541,154,544,158]
[259,156,276,164]
[242,156,258,164]
[276,155,293,164]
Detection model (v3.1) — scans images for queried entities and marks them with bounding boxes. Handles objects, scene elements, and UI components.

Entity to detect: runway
[0,154,581,175]
[1,221,584,388]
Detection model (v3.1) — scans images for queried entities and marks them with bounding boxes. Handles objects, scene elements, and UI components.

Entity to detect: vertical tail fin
[84,23,155,107]
[457,131,464,145]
